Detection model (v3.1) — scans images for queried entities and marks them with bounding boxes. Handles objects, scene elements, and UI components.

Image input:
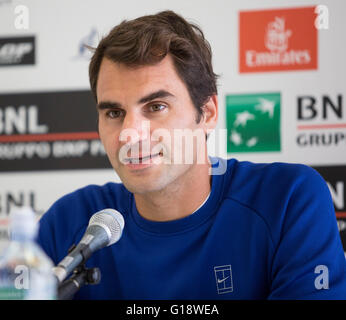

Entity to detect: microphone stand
[57,244,101,300]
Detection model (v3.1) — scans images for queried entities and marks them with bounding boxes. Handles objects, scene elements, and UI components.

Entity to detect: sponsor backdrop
[0,0,345,256]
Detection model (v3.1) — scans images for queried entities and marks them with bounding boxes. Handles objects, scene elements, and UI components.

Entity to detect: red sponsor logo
[239,7,318,73]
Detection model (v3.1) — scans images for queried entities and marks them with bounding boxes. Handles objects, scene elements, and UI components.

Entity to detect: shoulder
[37,182,130,264]
[225,158,329,206]
[228,158,322,185]
[41,182,128,225]
[222,158,333,243]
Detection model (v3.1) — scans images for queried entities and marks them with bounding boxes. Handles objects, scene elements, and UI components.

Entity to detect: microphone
[52,208,125,283]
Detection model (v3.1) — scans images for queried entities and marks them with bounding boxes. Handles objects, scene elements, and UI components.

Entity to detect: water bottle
[0,207,57,300]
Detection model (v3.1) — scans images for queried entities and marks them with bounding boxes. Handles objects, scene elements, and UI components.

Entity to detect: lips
[125,152,162,164]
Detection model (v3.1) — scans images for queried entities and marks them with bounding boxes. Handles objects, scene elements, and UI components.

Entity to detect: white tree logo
[265,17,292,52]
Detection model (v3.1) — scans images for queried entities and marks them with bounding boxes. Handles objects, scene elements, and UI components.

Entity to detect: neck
[134,162,211,222]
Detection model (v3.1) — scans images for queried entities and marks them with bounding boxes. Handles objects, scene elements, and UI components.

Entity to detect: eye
[106,109,124,119]
[148,104,166,112]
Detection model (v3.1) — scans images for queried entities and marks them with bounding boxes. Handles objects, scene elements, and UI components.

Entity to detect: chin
[122,180,165,195]
[116,164,188,195]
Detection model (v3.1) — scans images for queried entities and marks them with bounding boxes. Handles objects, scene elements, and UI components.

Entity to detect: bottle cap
[10,206,38,241]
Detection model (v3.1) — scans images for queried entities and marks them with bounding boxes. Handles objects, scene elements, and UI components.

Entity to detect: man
[37,10,346,299]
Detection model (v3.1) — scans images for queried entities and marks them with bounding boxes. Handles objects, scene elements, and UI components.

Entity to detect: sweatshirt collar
[129,157,228,235]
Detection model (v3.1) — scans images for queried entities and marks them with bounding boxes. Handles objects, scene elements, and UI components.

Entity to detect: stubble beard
[116,159,194,196]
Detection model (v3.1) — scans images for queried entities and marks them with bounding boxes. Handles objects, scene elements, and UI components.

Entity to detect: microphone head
[88,208,125,245]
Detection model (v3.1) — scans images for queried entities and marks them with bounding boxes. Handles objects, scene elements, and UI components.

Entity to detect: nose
[119,111,150,146]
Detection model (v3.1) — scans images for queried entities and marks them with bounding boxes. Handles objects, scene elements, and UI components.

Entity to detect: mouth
[124,151,163,164]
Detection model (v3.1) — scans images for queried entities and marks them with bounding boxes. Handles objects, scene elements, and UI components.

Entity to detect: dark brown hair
[88,10,218,122]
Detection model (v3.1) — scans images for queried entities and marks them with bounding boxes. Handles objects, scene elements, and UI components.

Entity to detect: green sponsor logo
[0,287,26,300]
[226,93,281,153]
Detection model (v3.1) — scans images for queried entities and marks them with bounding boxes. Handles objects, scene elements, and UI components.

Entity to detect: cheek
[99,127,121,157]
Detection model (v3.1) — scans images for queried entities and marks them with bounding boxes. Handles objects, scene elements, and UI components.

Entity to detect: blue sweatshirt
[37,158,346,299]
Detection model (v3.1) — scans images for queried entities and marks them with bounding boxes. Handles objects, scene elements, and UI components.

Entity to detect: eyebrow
[96,89,175,110]
[138,89,175,104]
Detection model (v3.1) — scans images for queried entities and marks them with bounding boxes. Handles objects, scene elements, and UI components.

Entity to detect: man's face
[96,55,213,194]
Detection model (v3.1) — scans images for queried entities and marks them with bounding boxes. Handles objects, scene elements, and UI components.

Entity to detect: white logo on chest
[214,265,233,294]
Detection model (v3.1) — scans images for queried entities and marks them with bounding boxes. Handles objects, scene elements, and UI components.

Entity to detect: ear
[201,95,218,131]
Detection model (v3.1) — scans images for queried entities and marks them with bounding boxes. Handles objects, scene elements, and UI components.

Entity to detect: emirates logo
[239,6,318,73]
